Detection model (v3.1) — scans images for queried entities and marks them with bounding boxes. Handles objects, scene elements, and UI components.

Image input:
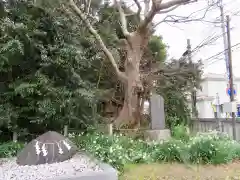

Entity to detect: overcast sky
[151,0,240,77]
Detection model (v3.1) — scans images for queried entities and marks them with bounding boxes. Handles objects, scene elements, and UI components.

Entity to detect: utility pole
[219,1,229,80]
[226,15,236,140]
[187,39,197,119]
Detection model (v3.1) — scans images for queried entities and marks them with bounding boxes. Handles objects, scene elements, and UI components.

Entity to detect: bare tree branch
[144,0,150,17]
[157,5,180,14]
[156,0,194,11]
[152,15,169,27]
[162,7,209,23]
[138,0,195,31]
[133,0,142,18]
[153,3,215,28]
[151,0,162,8]
[114,0,131,38]
[68,0,127,81]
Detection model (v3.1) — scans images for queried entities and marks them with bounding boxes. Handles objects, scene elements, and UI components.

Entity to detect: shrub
[172,124,190,142]
[188,131,237,164]
[0,142,24,158]
[71,132,153,171]
[152,139,188,162]
[71,131,240,170]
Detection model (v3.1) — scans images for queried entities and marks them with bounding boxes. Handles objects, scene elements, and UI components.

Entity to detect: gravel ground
[0,154,102,180]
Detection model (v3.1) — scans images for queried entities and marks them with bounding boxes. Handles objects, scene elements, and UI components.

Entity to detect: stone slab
[150,94,165,130]
[17,131,78,166]
[47,163,118,180]
[144,129,171,142]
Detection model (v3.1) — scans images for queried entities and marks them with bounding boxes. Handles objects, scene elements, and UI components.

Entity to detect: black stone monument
[17,131,78,166]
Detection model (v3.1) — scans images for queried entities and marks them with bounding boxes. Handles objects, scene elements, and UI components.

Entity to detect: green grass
[120,163,240,180]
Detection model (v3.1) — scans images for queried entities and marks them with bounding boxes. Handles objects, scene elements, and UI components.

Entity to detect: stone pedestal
[144,129,171,142]
[51,163,118,180]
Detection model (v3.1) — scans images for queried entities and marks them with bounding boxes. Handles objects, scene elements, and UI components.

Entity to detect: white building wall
[197,80,208,96]
[194,100,213,118]
[195,73,240,118]
[196,101,205,118]
[207,80,233,104]
[205,100,215,118]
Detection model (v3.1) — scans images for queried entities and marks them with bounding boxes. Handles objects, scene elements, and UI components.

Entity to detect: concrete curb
[47,163,118,180]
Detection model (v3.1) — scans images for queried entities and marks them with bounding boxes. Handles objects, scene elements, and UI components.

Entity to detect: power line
[204,45,240,66]
[191,27,234,56]
[202,42,240,63]
[181,30,231,60]
[174,0,240,62]
[189,1,240,58]
[205,57,223,66]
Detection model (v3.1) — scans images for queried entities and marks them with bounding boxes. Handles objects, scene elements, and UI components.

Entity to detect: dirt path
[120,163,240,180]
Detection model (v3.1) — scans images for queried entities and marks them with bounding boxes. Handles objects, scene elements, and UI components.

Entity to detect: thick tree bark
[115,32,149,128]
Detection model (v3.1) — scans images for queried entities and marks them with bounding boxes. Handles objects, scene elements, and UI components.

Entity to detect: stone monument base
[144,129,171,142]
[49,163,117,180]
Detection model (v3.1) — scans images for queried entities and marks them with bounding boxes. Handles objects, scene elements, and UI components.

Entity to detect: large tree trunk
[115,69,141,128]
[68,0,194,128]
[115,31,148,128]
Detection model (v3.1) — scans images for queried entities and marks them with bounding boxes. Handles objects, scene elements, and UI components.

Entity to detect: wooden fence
[191,118,240,141]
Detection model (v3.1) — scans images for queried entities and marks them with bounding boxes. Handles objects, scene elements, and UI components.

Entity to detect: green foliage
[152,139,188,162]
[0,0,99,134]
[188,132,238,164]
[172,124,190,142]
[157,58,202,128]
[148,35,167,62]
[164,93,191,128]
[72,132,154,171]
[0,0,201,146]
[0,142,24,158]
[70,131,240,171]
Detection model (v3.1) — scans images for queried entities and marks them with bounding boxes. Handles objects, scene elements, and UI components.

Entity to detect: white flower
[42,144,48,156]
[34,141,41,155]
[63,140,71,150]
[109,147,113,153]
[68,133,76,138]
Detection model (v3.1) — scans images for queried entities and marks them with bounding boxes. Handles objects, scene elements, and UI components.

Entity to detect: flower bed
[1,130,240,172]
